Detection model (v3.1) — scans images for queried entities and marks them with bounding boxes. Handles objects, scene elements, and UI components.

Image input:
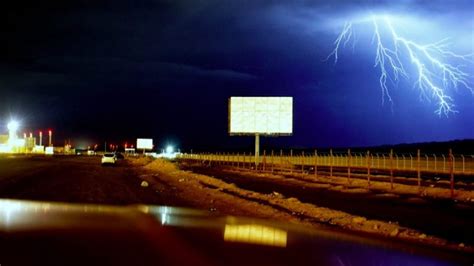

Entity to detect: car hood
[0,199,469,265]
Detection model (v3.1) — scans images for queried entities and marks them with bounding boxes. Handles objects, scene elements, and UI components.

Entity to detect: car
[115,152,125,160]
[0,199,470,265]
[101,153,117,165]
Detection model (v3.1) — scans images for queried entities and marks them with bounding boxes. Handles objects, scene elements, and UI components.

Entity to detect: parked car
[101,153,117,165]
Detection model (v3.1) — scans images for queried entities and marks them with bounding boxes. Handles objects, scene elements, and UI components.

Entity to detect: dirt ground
[1,155,471,254]
[134,158,473,253]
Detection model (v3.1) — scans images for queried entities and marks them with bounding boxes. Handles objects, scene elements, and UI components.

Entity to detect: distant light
[7,121,19,132]
[166,146,174,154]
[45,147,54,155]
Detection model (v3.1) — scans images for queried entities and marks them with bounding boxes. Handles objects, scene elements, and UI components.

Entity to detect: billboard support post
[255,134,260,167]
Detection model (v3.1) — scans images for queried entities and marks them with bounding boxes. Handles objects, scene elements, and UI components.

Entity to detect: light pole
[7,120,19,145]
[48,130,52,147]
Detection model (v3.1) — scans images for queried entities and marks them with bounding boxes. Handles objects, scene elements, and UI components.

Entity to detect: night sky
[1,0,473,151]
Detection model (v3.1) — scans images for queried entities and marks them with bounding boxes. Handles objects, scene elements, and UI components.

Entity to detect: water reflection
[224,224,287,247]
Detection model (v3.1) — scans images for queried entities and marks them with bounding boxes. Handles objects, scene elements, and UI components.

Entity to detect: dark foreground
[0,199,470,266]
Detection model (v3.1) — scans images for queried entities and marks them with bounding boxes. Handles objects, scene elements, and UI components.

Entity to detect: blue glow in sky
[0,0,472,149]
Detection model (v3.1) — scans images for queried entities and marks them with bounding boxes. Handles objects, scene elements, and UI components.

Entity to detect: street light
[166,145,174,154]
[7,120,19,132]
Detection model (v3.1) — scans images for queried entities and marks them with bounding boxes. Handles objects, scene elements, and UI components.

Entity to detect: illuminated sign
[229,97,293,135]
[136,138,153,150]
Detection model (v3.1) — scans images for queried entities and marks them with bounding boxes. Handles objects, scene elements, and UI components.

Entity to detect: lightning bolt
[328,15,473,116]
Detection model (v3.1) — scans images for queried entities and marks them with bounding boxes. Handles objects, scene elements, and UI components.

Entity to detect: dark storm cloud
[0,0,472,148]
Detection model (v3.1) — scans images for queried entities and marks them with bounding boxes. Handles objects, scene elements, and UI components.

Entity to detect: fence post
[290,149,293,174]
[425,154,429,171]
[314,150,318,178]
[433,154,437,171]
[410,154,413,170]
[417,149,421,189]
[330,149,333,178]
[376,154,380,169]
[263,150,266,172]
[449,149,454,198]
[383,154,386,169]
[271,150,274,173]
[249,152,253,170]
[461,155,465,173]
[367,150,371,188]
[347,149,351,184]
[390,149,394,190]
[280,149,283,171]
[402,155,406,169]
[441,155,446,172]
[301,151,305,173]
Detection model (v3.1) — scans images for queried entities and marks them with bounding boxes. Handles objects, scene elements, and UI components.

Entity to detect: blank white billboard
[136,138,153,150]
[229,97,293,135]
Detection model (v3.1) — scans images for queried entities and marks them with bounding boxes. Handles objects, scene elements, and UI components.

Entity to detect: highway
[0,155,183,205]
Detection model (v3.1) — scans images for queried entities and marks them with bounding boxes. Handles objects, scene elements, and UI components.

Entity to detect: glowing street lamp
[7,120,19,140]
[7,120,19,132]
[166,145,174,154]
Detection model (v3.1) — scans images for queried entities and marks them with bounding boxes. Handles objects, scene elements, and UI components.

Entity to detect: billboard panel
[136,138,153,150]
[229,97,293,135]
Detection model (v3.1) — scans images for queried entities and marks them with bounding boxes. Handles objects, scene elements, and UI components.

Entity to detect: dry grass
[128,156,153,166]
[144,158,179,173]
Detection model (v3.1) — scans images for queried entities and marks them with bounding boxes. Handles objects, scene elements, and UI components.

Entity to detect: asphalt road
[0,155,183,205]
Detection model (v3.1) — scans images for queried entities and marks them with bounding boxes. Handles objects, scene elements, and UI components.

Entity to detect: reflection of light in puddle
[224,224,287,247]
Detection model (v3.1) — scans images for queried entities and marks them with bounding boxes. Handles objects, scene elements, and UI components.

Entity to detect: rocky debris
[390,228,399,237]
[287,197,299,203]
[272,191,284,199]
[352,217,366,224]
